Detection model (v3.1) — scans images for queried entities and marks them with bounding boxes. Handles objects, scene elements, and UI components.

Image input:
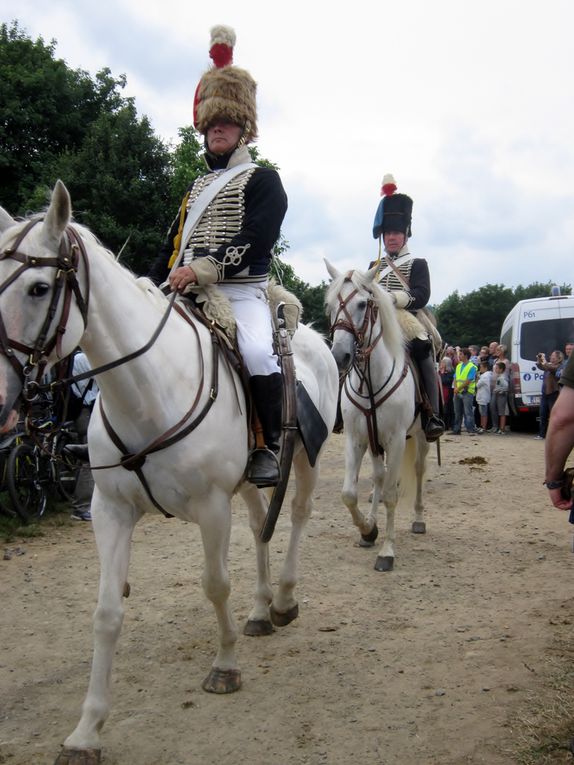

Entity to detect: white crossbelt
[169,162,255,276]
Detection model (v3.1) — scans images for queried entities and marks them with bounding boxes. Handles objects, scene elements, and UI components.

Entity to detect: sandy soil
[1,429,574,765]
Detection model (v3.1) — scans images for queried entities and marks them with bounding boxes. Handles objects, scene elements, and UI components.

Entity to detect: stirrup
[246,448,281,488]
[425,415,445,442]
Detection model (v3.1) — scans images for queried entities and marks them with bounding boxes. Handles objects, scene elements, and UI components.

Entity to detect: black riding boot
[247,373,283,487]
[411,338,445,443]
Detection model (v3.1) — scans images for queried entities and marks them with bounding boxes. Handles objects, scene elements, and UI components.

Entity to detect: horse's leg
[341,430,377,545]
[270,448,317,626]
[363,451,385,546]
[239,482,275,636]
[56,489,140,765]
[412,432,429,534]
[374,435,406,572]
[197,488,241,694]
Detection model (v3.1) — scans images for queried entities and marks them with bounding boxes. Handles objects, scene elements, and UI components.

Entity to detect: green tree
[168,125,205,209]
[50,104,172,272]
[435,281,572,347]
[0,22,127,213]
[271,259,329,333]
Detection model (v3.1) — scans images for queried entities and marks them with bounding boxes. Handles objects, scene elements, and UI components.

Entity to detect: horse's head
[324,259,381,373]
[0,181,88,432]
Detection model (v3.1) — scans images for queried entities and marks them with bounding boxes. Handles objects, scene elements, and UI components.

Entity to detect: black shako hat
[372,174,413,238]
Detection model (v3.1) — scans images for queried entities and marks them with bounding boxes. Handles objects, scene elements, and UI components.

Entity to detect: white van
[500,293,574,418]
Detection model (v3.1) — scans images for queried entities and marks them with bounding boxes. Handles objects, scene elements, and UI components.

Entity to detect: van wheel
[509,414,538,433]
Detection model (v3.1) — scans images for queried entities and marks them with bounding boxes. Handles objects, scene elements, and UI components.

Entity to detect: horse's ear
[324,258,341,281]
[365,264,379,284]
[0,207,15,233]
[42,180,72,248]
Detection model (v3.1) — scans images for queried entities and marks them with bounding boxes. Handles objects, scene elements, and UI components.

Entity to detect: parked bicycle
[6,418,84,524]
[0,428,24,519]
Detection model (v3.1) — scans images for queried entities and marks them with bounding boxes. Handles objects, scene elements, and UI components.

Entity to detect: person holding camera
[536,350,564,439]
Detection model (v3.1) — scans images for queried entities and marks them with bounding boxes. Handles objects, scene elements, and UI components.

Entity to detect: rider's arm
[389,258,431,310]
[545,384,574,509]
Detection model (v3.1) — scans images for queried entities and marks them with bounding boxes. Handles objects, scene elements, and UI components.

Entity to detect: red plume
[210,42,233,68]
[381,182,397,197]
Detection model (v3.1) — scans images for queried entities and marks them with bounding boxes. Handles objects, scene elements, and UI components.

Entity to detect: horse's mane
[326,269,406,363]
[66,221,172,309]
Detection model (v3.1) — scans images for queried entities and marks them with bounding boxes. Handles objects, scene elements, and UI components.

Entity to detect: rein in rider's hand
[169,265,197,293]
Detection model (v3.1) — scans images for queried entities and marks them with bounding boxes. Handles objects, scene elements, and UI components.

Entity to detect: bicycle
[0,428,24,519]
[6,419,84,524]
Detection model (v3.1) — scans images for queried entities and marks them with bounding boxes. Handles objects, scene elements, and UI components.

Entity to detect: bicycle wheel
[53,436,82,502]
[7,442,47,524]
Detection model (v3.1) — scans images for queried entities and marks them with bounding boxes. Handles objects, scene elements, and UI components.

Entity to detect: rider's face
[383,231,406,255]
[206,121,243,155]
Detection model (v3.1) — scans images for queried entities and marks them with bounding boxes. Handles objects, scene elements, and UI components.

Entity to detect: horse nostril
[338,353,350,371]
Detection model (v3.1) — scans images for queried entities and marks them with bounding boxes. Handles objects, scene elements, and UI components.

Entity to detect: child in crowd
[493,361,509,434]
[475,360,492,432]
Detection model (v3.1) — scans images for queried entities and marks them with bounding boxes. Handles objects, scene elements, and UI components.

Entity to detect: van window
[501,327,512,354]
[521,319,574,360]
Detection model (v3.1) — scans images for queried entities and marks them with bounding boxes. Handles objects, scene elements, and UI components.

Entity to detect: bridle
[0,218,89,405]
[0,217,235,517]
[329,271,409,454]
[0,218,177,409]
[329,271,382,364]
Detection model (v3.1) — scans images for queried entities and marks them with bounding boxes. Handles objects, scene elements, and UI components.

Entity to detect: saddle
[178,282,327,468]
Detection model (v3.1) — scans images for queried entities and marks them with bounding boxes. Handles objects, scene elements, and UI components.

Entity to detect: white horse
[325,261,430,572]
[0,181,338,765]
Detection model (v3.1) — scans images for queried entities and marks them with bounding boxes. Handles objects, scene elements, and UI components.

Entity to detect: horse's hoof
[360,524,379,546]
[243,618,275,636]
[412,521,426,534]
[54,747,101,765]
[123,581,131,598]
[202,667,241,694]
[270,603,299,627]
[374,555,394,572]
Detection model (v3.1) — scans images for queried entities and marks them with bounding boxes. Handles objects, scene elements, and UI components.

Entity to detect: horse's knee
[341,489,357,508]
[203,573,231,604]
[93,605,123,638]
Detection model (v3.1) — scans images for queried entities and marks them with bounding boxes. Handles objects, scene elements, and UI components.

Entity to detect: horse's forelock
[335,270,406,360]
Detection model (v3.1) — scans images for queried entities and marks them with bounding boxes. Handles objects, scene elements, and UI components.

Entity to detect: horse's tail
[398,433,426,504]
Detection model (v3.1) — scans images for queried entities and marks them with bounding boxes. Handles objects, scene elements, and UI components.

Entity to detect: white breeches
[218,282,280,376]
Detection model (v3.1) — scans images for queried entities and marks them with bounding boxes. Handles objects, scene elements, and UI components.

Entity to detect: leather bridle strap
[0,220,89,402]
[329,275,382,357]
[344,361,409,454]
[329,275,409,454]
[56,289,179,390]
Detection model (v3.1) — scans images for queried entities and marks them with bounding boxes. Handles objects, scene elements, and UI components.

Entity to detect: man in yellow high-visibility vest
[452,347,481,435]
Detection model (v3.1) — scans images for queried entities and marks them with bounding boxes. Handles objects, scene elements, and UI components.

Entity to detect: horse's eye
[357,300,367,310]
[28,282,51,298]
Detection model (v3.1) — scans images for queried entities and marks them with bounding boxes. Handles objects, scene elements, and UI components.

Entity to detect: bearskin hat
[193,26,258,143]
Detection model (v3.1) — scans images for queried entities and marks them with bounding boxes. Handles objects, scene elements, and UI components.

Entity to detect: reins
[329,271,410,454]
[0,220,234,517]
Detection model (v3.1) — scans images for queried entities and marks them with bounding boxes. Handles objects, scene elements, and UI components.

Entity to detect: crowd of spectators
[438,341,571,437]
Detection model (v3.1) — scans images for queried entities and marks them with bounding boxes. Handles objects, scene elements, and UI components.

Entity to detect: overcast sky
[3,0,574,304]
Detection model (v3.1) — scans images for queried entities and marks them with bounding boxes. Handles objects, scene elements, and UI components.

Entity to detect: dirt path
[1,430,573,765]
